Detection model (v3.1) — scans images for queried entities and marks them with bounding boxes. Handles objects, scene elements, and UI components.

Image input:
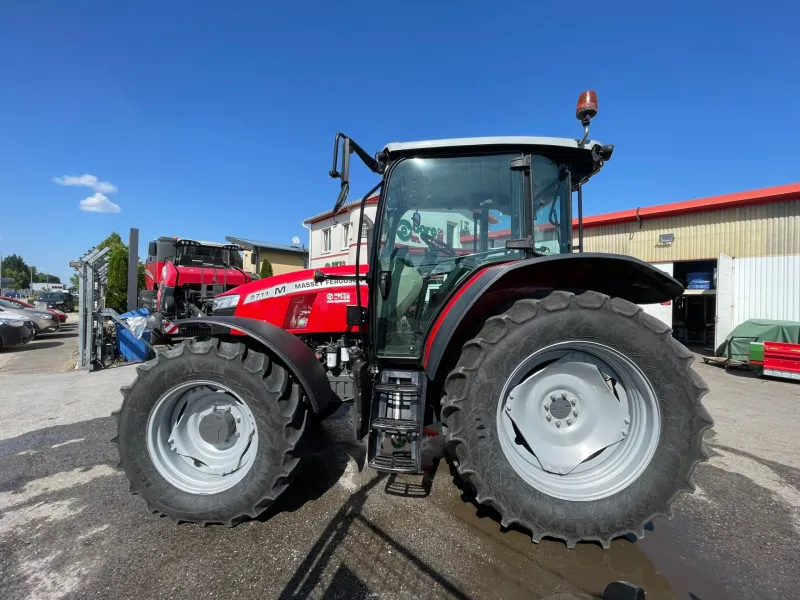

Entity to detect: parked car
[0,301,60,335]
[0,312,35,348]
[37,291,75,312]
[0,296,68,322]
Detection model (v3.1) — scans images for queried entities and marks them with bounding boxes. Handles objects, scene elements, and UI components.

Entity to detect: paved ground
[0,314,78,374]
[0,346,798,599]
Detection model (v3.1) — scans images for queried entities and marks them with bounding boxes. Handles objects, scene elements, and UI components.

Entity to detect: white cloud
[54,174,117,194]
[79,193,121,213]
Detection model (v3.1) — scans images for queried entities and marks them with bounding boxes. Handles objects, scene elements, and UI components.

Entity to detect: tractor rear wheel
[113,338,308,525]
[442,291,713,548]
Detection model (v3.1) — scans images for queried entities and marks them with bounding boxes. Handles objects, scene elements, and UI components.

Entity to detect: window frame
[341,222,351,250]
[321,227,332,254]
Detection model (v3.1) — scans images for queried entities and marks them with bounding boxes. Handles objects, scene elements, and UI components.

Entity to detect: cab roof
[383,136,606,186]
[383,136,600,156]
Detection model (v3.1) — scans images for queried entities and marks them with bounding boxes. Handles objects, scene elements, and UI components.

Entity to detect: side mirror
[148,241,157,258]
[330,135,351,214]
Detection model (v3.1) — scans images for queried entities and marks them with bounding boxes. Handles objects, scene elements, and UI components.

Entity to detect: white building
[303,196,379,269]
[32,282,65,292]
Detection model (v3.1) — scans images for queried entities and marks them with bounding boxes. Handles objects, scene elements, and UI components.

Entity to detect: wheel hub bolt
[573,410,578,417]
[550,394,556,401]
[566,419,572,426]
[624,417,630,425]
[561,392,567,400]
[570,399,577,407]
[555,421,561,428]
[546,415,552,421]
[621,430,627,437]
[544,403,550,411]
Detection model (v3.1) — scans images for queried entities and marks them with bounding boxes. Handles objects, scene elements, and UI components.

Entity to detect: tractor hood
[217,264,363,302]
[213,264,368,334]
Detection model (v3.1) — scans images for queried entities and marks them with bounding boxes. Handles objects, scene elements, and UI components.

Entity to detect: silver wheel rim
[147,380,259,495]
[495,341,660,502]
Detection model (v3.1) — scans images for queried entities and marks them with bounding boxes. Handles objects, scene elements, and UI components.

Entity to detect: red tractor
[140,236,252,337]
[114,92,712,548]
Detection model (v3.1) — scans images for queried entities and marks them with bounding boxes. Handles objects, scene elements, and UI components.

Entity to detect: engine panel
[225,264,369,335]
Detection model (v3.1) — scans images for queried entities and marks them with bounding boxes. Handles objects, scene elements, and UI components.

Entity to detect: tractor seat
[385,249,423,320]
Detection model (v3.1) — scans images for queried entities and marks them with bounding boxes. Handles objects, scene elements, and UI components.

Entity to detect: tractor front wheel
[442,291,713,548]
[113,338,308,525]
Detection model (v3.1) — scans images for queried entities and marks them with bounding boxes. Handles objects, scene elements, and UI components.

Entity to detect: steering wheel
[420,232,455,257]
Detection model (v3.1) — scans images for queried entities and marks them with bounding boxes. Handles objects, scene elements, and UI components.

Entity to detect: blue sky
[0,1,796,283]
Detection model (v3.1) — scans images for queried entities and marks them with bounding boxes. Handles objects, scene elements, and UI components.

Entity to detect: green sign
[397,216,441,243]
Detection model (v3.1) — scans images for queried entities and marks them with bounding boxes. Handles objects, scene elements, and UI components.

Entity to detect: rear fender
[424,253,683,380]
[174,316,332,414]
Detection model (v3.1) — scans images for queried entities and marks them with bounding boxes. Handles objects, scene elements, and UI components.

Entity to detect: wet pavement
[0,357,798,599]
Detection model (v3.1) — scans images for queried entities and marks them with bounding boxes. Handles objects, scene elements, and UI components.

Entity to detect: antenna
[291,236,300,246]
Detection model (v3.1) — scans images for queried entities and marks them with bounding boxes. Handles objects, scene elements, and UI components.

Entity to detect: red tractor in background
[140,236,252,337]
[114,92,713,550]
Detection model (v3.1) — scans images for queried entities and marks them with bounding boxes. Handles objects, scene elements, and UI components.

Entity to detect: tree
[33,272,61,284]
[98,232,124,251]
[70,273,80,291]
[137,262,146,292]
[91,231,136,312]
[105,244,129,313]
[0,254,31,290]
[260,258,273,279]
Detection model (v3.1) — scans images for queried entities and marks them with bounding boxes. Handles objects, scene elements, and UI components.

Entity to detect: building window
[361,222,369,239]
[446,222,457,246]
[322,228,331,253]
[341,223,351,249]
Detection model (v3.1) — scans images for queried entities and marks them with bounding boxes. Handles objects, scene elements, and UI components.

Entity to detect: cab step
[373,382,419,395]
[371,417,418,432]
[369,453,418,473]
[367,369,426,475]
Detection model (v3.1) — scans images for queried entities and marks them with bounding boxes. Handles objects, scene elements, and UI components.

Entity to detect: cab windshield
[174,245,243,268]
[374,152,570,358]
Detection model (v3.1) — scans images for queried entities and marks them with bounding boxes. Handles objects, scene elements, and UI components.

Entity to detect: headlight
[0,319,24,327]
[37,313,55,320]
[213,294,240,310]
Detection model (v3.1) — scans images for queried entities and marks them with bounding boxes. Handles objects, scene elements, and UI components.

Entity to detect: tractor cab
[369,138,611,360]
[326,92,612,364]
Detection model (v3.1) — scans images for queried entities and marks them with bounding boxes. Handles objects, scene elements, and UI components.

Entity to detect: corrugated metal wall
[733,255,800,324]
[575,199,800,261]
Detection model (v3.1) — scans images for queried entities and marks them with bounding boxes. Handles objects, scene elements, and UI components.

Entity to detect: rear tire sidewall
[451,296,700,537]
[118,345,298,521]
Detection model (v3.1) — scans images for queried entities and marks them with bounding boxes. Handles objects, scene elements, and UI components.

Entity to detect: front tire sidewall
[117,343,301,522]
[446,294,707,542]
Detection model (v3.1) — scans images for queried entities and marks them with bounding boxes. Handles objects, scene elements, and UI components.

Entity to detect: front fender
[174,316,332,414]
[424,253,683,380]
